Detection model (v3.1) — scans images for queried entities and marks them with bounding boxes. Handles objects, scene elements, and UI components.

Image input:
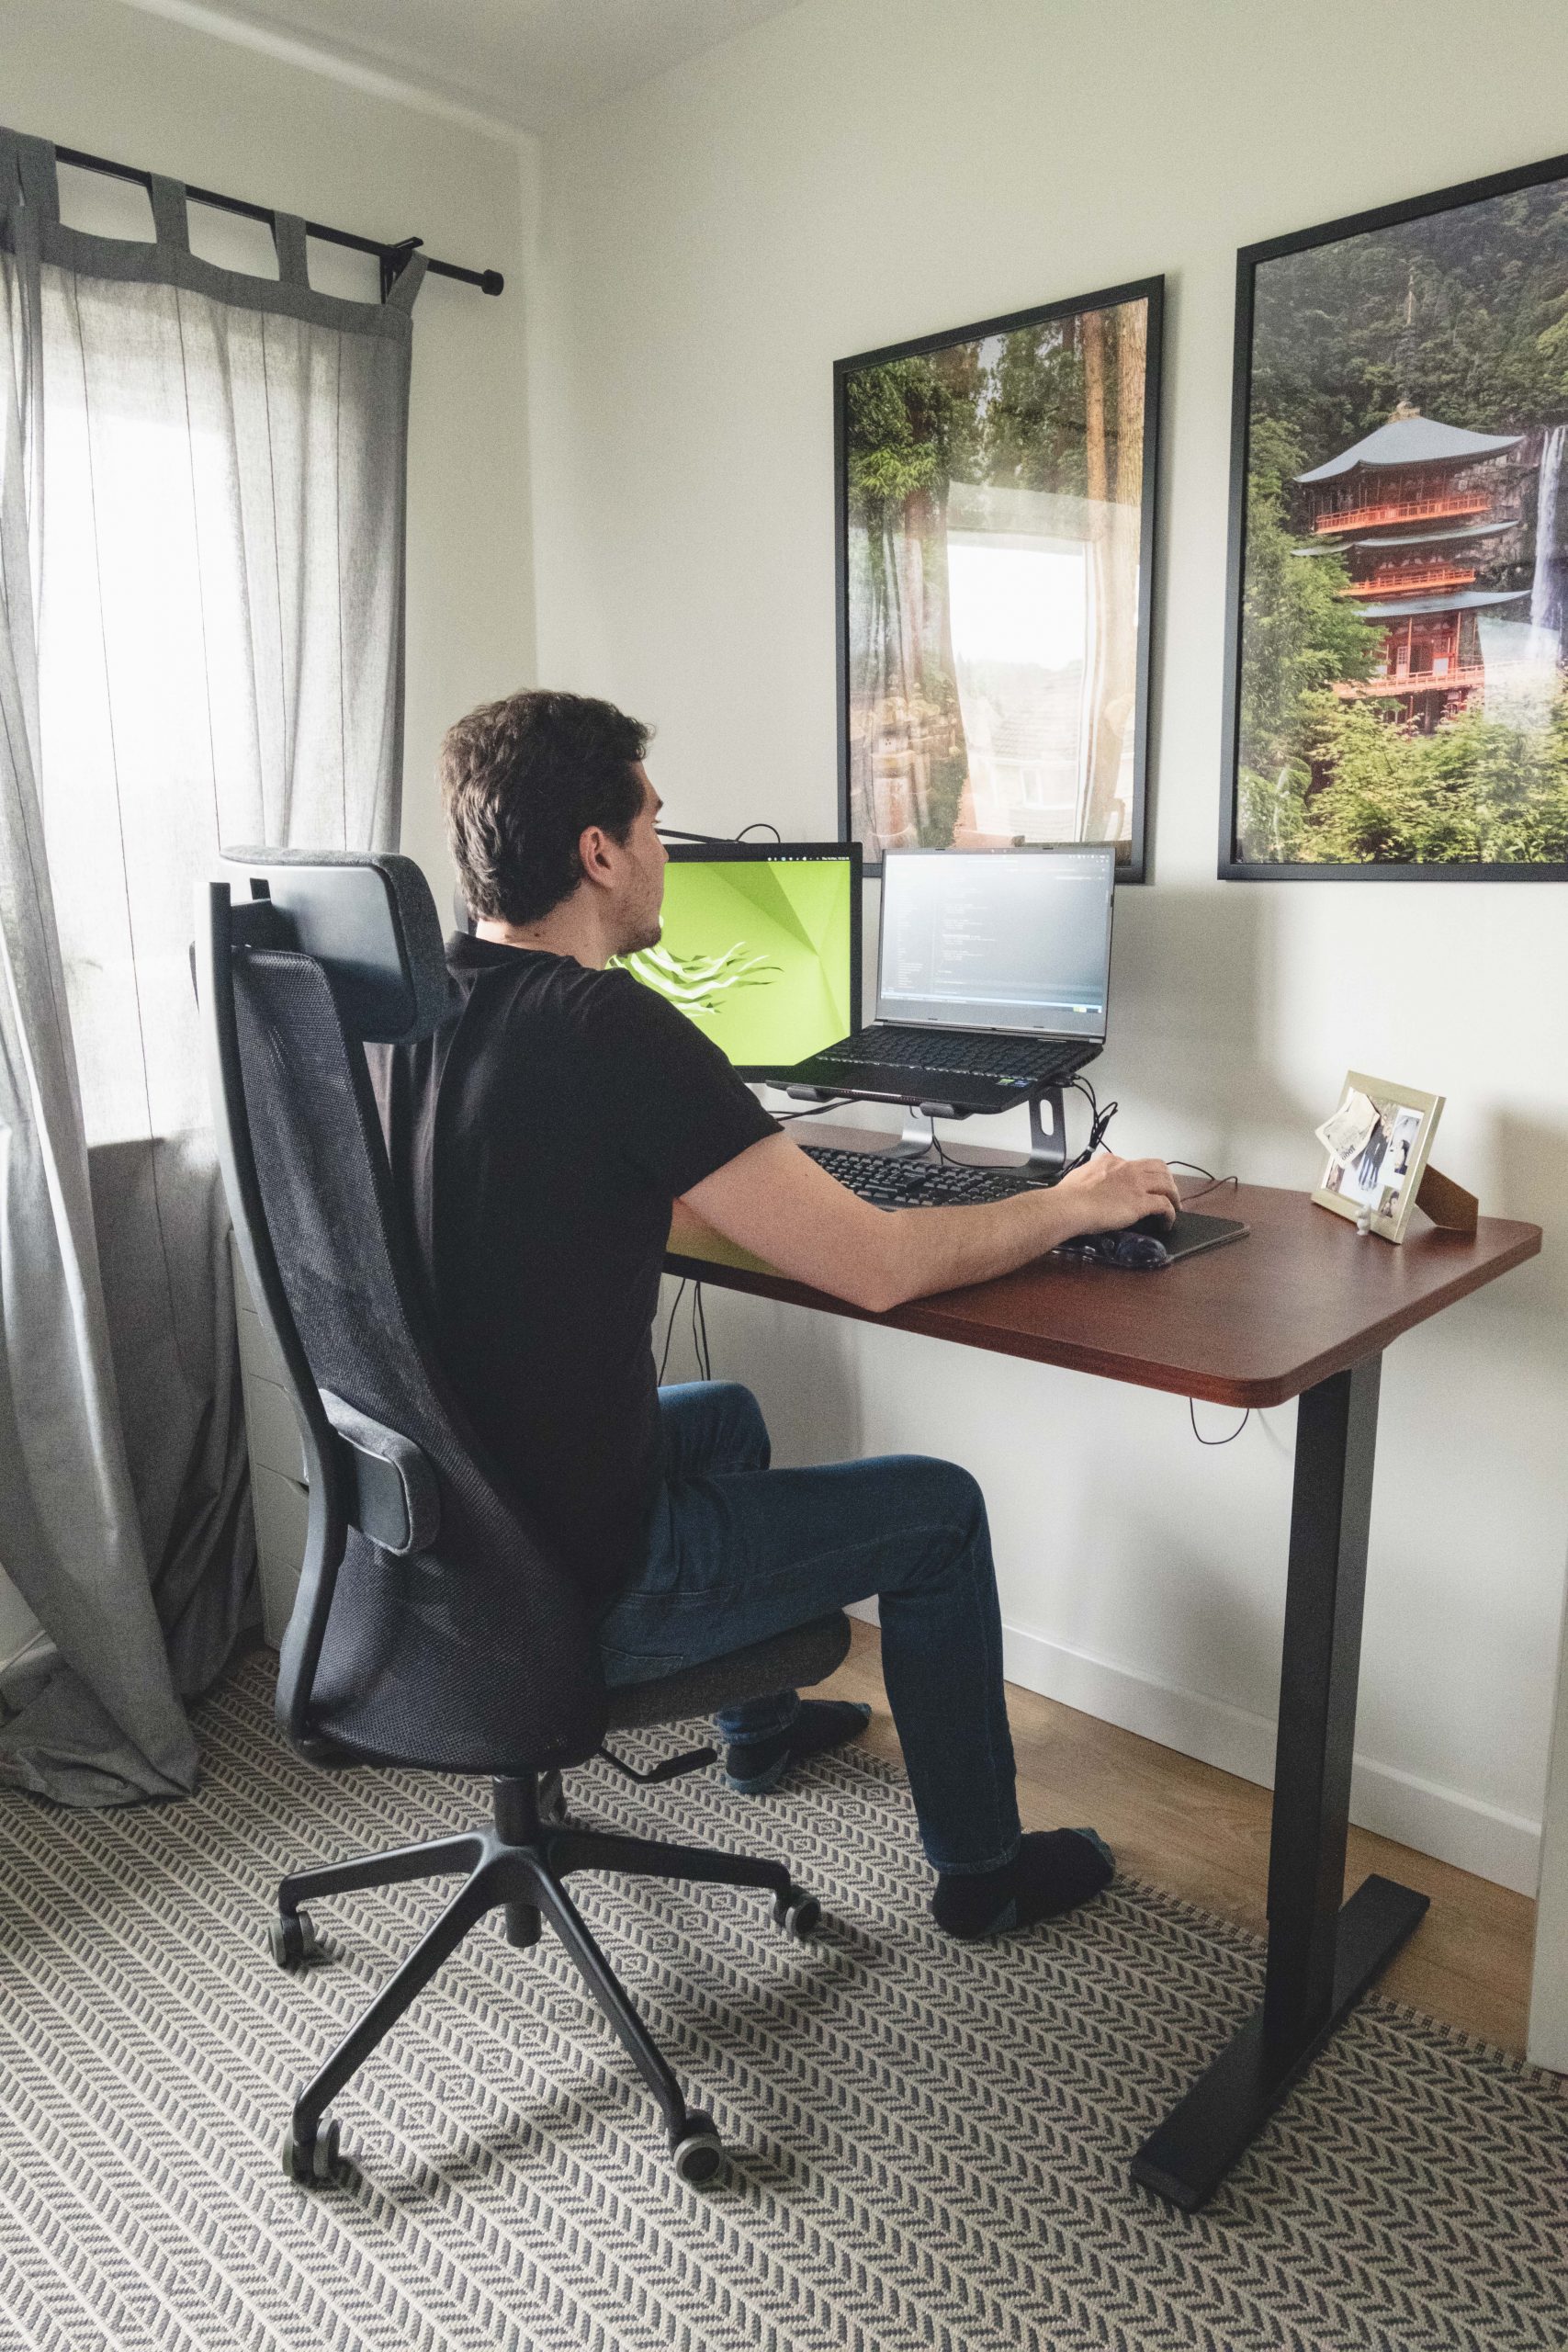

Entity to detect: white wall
[0,0,534,1666]
[528,0,1568,1892]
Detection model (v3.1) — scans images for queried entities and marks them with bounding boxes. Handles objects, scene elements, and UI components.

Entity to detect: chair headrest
[220,847,457,1043]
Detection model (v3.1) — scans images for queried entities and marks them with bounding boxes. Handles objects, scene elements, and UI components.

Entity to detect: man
[392,688,1179,1940]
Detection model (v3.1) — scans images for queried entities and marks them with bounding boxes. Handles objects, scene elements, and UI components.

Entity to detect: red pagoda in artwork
[1294,404,1528,729]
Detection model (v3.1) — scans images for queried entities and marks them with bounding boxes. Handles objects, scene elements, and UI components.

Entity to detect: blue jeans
[597,1383,1021,1875]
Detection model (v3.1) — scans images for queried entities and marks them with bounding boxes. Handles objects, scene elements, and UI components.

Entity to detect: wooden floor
[821,1618,1536,2055]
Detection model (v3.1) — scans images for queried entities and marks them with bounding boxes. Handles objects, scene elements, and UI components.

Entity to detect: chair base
[271,1771,819,2188]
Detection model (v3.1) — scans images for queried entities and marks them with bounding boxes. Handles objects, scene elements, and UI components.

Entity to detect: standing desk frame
[666,1129,1540,2211]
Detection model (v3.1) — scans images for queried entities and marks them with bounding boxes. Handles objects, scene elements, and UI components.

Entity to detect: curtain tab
[147,175,189,255]
[0,129,61,230]
[382,245,428,314]
[272,211,309,289]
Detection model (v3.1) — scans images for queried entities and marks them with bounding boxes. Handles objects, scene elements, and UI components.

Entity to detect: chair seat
[604,1612,852,1731]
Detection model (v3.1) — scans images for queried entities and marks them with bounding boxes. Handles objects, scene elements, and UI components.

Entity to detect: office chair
[197,848,850,2191]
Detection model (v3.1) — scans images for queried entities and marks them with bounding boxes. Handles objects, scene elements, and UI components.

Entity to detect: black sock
[931,1828,1114,1939]
[724,1700,871,1791]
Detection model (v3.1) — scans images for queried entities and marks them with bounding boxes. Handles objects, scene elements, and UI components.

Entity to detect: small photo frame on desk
[1313,1072,1444,1244]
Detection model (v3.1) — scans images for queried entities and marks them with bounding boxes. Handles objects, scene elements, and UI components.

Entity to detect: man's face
[606,765,667,956]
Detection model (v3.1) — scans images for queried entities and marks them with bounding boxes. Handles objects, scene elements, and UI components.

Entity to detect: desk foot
[1131,1872,1429,2212]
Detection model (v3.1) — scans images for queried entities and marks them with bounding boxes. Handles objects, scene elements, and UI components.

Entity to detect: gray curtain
[0,129,425,1802]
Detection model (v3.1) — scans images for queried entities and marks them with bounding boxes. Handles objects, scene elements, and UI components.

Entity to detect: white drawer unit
[243,1370,309,1486]
[231,1237,309,1647]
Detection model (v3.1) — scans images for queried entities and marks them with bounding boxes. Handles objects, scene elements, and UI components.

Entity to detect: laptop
[774,844,1115,1114]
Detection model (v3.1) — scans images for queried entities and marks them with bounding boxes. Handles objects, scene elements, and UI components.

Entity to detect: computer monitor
[874,845,1114,1040]
[617,842,862,1078]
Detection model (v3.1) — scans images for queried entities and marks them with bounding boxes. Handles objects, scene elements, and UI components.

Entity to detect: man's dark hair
[440,688,652,926]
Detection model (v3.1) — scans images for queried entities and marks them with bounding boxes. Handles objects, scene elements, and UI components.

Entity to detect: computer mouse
[1055,1224,1171,1270]
[1108,1228,1170,1271]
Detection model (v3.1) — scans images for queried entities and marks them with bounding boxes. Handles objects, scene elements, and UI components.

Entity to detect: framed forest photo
[837,278,1162,877]
[1224,153,1568,880]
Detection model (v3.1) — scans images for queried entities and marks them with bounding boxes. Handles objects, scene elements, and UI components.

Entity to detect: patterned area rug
[0,1653,1563,2352]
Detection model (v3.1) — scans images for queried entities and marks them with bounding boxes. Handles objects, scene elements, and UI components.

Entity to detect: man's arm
[678,1132,1180,1315]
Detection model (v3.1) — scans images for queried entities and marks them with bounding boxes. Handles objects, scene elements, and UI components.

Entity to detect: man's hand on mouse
[1054,1151,1180,1232]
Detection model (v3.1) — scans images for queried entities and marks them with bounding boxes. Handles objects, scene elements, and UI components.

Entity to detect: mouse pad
[1053,1207,1250,1268]
[1153,1208,1249,1261]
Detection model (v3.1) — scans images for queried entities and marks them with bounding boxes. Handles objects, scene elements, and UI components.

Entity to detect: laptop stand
[879,1084,1069,1180]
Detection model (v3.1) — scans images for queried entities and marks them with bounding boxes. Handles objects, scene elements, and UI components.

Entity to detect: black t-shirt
[379,935,778,1612]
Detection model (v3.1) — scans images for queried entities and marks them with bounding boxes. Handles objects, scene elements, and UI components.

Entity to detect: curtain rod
[53,142,503,298]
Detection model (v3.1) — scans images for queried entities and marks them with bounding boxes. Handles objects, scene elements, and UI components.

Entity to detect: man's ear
[578,823,614,888]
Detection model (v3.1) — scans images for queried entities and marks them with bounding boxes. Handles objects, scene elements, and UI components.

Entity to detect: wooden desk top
[665,1123,1541,1409]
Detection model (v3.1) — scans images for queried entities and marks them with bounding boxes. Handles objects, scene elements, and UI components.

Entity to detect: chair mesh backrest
[233,944,607,1773]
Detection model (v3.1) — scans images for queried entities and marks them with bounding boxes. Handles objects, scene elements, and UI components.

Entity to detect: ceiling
[128,0,806,131]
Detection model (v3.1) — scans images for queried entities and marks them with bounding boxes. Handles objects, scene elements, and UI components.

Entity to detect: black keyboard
[809,1027,1080,1083]
[805,1145,1044,1208]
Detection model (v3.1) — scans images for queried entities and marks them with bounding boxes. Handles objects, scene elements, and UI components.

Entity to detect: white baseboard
[1528,1605,1568,2071]
[847,1600,1540,1895]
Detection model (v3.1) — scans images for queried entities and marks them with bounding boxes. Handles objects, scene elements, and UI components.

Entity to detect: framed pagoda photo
[838,277,1163,878]
[1222,152,1568,880]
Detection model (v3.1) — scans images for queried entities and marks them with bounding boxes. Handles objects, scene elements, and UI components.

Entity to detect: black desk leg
[1132,1354,1429,2211]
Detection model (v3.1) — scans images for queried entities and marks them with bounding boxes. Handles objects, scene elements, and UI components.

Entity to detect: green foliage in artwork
[1307,694,1568,865]
[843,318,1127,525]
[1242,690,1568,866]
[1250,186,1568,453]
[920,741,970,846]
[844,347,984,522]
[984,323,1097,497]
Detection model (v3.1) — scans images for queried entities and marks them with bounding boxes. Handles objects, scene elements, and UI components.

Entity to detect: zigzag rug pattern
[0,1653,1562,2351]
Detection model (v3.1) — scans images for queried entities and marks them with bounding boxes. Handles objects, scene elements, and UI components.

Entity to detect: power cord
[776,1096,854,1120]
[1168,1159,1240,1204]
[658,1276,714,1385]
[1189,1399,1250,1446]
[1062,1072,1118,1174]
[930,1070,1117,1182]
[657,1279,688,1385]
[1168,1163,1245,1444]
[657,818,783,844]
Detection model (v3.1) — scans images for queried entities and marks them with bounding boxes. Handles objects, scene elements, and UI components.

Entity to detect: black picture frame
[1221,152,1568,882]
[836,276,1164,882]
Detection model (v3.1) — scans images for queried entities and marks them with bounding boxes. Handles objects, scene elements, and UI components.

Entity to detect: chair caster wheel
[773,1887,820,1939]
[669,2111,725,2188]
[281,2114,341,2186]
[540,1770,569,1826]
[267,1909,321,1971]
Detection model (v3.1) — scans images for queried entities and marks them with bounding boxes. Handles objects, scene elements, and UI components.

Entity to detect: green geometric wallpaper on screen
[615,858,852,1066]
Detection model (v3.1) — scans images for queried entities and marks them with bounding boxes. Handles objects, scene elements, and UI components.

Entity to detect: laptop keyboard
[804,1145,1044,1207]
[809,1027,1082,1083]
